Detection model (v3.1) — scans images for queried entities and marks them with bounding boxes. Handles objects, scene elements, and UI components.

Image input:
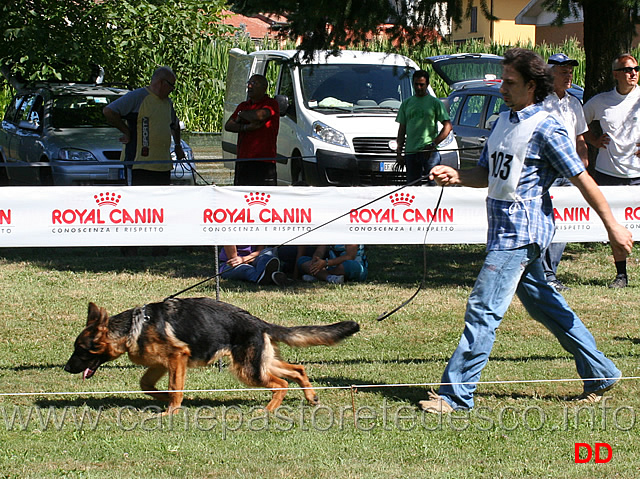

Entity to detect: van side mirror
[275,94,289,116]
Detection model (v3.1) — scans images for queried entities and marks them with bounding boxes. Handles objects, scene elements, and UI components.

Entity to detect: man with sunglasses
[104,66,184,256]
[104,66,184,186]
[583,53,640,288]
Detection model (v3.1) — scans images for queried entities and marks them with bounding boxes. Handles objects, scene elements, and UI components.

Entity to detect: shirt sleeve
[396,101,406,125]
[539,124,586,178]
[582,96,596,124]
[106,88,145,116]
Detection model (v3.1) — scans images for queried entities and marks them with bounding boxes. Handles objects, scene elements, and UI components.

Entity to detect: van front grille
[352,137,397,156]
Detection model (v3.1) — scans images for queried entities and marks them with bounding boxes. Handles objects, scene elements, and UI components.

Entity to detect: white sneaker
[302,274,317,282]
[326,275,344,284]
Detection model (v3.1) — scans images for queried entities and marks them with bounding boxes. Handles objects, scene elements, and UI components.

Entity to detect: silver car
[0,83,196,186]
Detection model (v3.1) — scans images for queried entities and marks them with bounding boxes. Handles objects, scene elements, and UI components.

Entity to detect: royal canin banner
[0,185,639,247]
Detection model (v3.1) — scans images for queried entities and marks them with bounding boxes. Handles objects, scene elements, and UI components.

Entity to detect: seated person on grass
[219,245,285,286]
[297,245,368,284]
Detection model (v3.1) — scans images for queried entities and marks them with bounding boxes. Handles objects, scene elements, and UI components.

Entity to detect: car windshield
[300,64,414,111]
[51,94,122,128]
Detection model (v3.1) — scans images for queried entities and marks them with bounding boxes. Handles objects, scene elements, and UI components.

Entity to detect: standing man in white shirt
[541,53,589,292]
[583,53,640,288]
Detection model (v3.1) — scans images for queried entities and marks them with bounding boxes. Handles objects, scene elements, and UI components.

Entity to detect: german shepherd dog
[64,298,359,414]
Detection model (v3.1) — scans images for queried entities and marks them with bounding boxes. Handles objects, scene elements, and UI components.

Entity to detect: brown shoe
[418,391,455,414]
[570,379,619,404]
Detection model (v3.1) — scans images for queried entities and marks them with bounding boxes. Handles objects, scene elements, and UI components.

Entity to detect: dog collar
[141,304,151,322]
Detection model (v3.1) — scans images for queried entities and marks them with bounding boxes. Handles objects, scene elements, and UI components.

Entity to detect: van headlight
[59,149,98,161]
[311,121,348,148]
[439,131,455,148]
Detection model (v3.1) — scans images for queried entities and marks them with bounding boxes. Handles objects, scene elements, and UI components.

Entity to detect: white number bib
[487,110,549,201]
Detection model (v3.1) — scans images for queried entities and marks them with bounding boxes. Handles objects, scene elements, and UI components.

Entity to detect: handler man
[420,48,632,414]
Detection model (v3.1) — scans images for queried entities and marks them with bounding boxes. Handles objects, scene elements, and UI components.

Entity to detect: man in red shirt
[224,74,280,185]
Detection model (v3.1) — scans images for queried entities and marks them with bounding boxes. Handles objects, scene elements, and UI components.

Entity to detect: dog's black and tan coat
[65,297,359,414]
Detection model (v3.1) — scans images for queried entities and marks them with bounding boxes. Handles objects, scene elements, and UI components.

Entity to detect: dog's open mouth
[83,368,97,380]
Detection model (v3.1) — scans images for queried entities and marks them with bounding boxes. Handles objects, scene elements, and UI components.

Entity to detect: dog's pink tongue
[82,368,95,380]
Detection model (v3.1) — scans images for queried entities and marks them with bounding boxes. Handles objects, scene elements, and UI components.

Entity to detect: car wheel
[0,165,9,186]
[38,160,54,186]
[291,150,306,185]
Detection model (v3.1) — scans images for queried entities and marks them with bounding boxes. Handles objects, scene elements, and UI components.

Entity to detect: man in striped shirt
[420,48,633,414]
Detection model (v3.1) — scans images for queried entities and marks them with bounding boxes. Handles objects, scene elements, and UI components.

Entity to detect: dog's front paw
[143,390,171,402]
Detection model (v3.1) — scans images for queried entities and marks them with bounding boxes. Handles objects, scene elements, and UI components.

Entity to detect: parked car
[223,49,459,186]
[0,82,196,186]
[425,53,584,169]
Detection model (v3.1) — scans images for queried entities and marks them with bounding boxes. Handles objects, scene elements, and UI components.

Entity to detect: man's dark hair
[413,69,430,83]
[502,48,553,103]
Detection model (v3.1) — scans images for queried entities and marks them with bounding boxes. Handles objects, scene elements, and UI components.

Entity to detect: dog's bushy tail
[268,321,360,347]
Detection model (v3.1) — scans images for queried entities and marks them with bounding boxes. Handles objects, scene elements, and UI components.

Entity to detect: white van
[222,49,459,186]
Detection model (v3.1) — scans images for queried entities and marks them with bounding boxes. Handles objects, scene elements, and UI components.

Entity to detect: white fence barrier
[1,185,639,247]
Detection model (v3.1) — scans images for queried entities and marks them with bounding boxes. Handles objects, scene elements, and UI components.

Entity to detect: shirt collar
[508,102,542,123]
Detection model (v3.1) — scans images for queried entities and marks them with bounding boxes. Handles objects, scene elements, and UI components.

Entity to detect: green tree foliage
[231,0,640,97]
[0,0,231,88]
[543,0,640,99]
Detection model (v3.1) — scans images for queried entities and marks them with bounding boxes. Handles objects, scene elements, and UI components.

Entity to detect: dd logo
[574,442,612,464]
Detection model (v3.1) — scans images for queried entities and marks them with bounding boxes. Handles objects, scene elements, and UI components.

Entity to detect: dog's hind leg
[140,366,170,402]
[263,374,290,412]
[271,360,319,406]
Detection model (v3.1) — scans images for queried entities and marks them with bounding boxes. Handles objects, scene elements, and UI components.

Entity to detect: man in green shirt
[395,70,452,185]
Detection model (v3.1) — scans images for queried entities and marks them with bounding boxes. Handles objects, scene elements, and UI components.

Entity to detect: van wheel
[291,151,306,185]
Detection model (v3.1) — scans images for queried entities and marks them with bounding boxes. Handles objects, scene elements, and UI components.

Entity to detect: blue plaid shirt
[478,103,585,251]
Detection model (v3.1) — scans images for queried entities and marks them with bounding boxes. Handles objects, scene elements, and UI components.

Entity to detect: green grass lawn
[0,243,639,478]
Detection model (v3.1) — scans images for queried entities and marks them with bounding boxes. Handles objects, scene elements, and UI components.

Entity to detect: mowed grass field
[0,242,639,478]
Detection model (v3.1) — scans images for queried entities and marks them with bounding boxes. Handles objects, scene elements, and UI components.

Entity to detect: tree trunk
[582,0,634,101]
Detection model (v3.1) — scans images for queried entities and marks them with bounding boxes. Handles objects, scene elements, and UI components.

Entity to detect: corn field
[2,37,639,133]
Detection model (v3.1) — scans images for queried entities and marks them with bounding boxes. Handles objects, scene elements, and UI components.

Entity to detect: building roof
[516,0,583,25]
[220,10,287,39]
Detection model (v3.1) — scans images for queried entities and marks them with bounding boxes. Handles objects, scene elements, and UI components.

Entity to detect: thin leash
[164,174,445,302]
[376,186,444,321]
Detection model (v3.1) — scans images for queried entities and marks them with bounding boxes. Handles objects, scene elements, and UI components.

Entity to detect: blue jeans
[220,248,276,283]
[438,244,620,410]
[405,150,441,185]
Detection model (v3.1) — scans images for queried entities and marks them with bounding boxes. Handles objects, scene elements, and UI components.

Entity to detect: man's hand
[593,133,611,149]
[174,143,185,160]
[118,131,130,144]
[608,223,633,261]
[309,257,326,275]
[430,165,459,186]
[393,155,405,172]
[226,256,244,267]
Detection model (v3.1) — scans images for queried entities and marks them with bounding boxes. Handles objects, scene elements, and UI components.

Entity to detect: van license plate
[380,162,397,172]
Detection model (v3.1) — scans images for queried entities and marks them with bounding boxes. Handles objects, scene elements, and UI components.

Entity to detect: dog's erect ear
[87,302,108,327]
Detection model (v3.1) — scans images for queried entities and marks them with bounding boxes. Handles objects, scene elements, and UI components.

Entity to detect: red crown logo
[94,192,121,206]
[389,193,415,207]
[244,192,271,206]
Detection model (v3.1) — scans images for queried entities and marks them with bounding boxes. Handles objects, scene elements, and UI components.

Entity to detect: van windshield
[301,64,414,111]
